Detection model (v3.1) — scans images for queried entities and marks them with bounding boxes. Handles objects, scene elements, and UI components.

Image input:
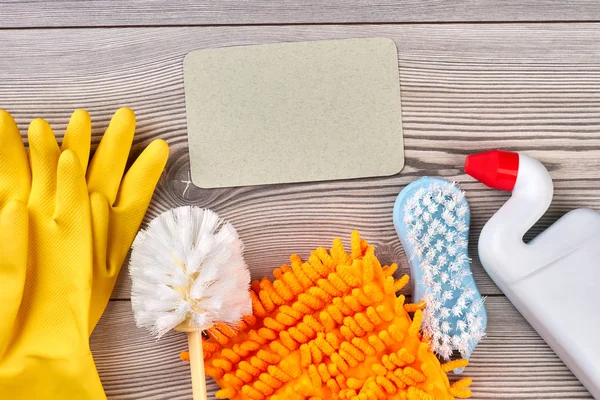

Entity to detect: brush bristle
[130,206,251,338]
[403,182,485,359]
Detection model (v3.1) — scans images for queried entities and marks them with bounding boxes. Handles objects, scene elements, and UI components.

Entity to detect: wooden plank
[2,0,600,27]
[2,24,600,300]
[90,298,593,399]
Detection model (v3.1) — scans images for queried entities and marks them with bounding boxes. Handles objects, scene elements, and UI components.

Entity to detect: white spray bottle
[465,150,600,399]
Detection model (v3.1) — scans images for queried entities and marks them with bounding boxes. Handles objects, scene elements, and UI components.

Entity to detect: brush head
[130,206,251,338]
[393,177,486,363]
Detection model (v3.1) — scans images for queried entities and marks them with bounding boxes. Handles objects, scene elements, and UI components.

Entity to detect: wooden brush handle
[187,331,207,400]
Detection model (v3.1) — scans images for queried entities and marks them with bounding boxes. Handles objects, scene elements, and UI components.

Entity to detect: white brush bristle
[130,206,251,338]
[403,182,485,359]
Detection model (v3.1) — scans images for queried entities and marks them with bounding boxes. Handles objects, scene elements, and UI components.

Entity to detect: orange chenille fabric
[184,231,472,400]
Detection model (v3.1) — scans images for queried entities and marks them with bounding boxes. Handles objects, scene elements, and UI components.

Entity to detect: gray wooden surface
[1,2,599,399]
[2,0,600,26]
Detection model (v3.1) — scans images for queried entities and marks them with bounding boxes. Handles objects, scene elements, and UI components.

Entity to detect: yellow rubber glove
[0,111,30,207]
[60,108,169,332]
[0,115,106,399]
[0,111,30,358]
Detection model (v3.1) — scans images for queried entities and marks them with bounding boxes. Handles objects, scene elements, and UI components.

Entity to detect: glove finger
[87,107,135,206]
[0,200,28,355]
[54,150,93,331]
[54,150,90,224]
[89,191,110,334]
[114,138,169,210]
[0,111,30,208]
[61,109,91,173]
[28,118,60,203]
[111,139,168,264]
[90,191,109,274]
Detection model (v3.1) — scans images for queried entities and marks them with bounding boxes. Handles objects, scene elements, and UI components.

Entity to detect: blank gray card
[184,37,404,188]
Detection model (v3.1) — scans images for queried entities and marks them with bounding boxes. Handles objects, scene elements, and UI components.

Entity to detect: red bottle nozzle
[464,150,519,191]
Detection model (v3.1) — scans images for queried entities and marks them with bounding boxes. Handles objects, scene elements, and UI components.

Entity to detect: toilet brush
[130,206,251,399]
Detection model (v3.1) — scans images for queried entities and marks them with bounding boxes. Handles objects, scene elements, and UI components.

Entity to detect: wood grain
[2,24,600,298]
[91,298,592,399]
[2,0,600,27]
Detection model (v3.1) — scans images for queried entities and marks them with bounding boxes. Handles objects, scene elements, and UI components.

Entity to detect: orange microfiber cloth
[184,231,473,399]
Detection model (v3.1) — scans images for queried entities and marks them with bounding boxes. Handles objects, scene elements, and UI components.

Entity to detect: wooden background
[2,1,599,398]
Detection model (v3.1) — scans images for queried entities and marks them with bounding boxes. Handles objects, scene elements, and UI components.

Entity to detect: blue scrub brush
[393,177,486,370]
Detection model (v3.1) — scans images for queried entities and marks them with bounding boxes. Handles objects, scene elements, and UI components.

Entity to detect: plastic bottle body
[473,152,600,399]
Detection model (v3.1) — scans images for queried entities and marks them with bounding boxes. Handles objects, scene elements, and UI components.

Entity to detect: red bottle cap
[464,150,519,191]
